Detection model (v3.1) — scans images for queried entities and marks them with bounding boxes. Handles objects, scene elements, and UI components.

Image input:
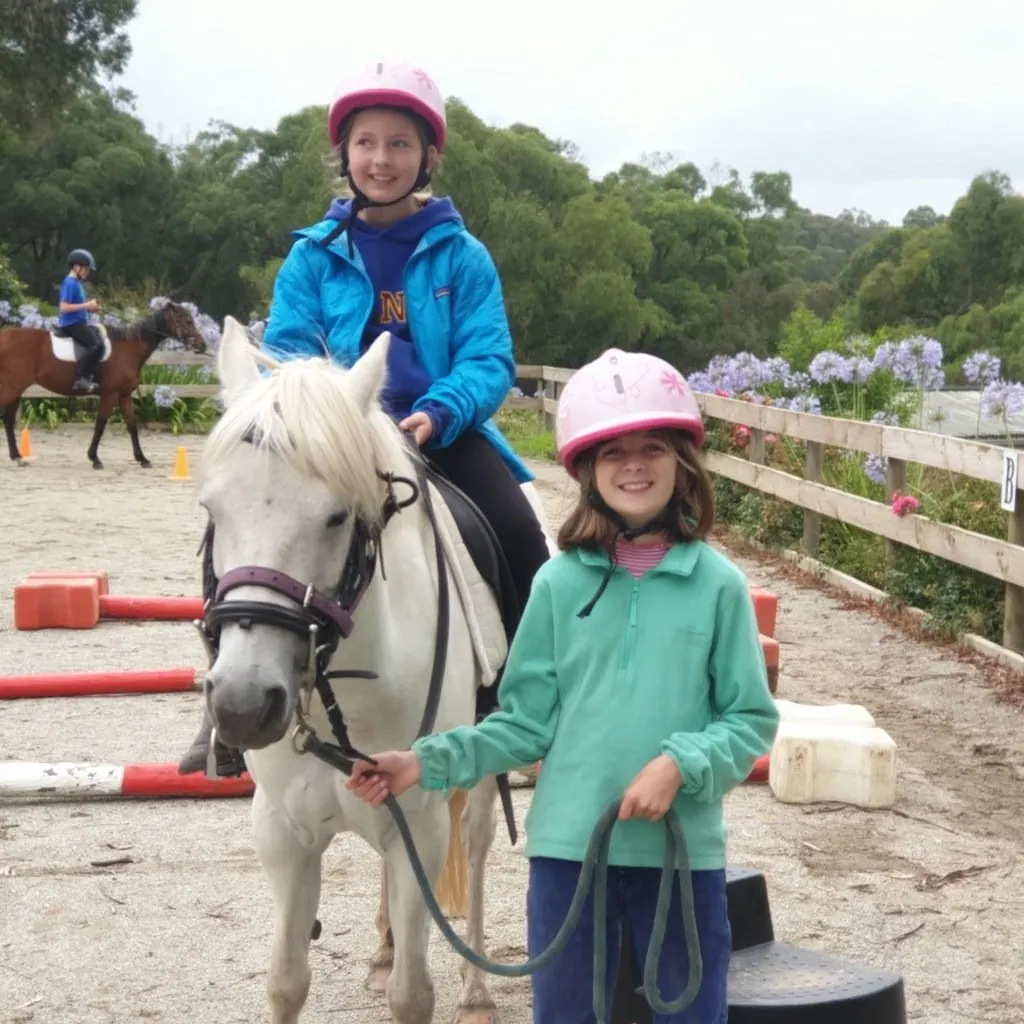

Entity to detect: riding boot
[177,713,214,775]
[72,356,98,395]
[177,709,247,778]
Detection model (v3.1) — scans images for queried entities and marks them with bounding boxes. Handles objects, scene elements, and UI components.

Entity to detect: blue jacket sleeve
[412,238,516,448]
[412,571,559,791]
[262,240,329,359]
[660,575,779,803]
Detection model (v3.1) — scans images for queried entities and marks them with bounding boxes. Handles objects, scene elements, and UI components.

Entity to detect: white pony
[198,317,555,1024]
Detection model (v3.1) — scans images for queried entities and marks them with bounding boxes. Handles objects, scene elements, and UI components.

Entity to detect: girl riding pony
[178,61,551,773]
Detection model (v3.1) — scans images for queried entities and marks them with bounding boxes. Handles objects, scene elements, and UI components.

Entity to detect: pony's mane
[107,307,163,344]
[202,353,412,525]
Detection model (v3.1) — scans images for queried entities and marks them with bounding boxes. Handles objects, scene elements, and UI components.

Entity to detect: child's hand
[618,754,683,822]
[346,751,422,807]
[398,412,433,445]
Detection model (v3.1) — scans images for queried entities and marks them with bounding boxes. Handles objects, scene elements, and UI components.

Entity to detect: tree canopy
[4,2,1024,379]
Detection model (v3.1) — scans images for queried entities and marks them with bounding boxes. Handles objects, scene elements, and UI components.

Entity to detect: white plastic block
[768,720,897,809]
[775,699,876,729]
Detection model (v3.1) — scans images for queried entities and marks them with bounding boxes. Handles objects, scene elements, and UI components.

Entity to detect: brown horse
[0,302,207,470]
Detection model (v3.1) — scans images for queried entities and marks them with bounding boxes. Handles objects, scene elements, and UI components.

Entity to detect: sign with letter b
[1001,451,1019,512]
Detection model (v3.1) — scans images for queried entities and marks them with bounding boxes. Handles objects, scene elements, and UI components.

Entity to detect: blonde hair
[556,430,714,552]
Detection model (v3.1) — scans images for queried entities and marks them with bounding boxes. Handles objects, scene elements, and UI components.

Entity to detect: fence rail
[22,359,1024,652]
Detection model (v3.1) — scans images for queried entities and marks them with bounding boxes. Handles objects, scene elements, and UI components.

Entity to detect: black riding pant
[424,429,550,619]
[62,321,103,375]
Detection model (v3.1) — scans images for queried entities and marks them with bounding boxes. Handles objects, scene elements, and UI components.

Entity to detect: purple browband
[214,566,355,637]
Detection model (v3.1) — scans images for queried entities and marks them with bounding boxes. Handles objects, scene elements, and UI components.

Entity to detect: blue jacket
[263,199,533,483]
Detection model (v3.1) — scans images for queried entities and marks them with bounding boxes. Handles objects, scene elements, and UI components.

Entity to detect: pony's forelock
[202,355,409,524]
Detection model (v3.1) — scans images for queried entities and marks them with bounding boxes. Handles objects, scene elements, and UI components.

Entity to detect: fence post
[802,441,823,556]
[1003,482,1024,653]
[749,428,765,466]
[885,457,906,561]
[535,377,546,430]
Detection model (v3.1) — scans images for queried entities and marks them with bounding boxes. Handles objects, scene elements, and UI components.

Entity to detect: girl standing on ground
[347,347,780,1023]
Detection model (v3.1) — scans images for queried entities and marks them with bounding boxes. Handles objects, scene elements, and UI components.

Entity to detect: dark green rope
[383,793,703,1023]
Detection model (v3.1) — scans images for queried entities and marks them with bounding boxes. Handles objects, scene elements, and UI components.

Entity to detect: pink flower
[765,433,778,444]
[890,491,920,517]
[732,424,751,447]
[713,388,730,398]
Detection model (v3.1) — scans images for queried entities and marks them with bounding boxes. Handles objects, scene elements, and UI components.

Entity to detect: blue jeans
[526,857,731,1024]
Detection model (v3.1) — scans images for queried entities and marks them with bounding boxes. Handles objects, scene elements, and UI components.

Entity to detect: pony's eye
[326,511,348,529]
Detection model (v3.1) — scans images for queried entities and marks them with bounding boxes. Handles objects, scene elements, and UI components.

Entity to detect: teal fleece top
[412,541,780,870]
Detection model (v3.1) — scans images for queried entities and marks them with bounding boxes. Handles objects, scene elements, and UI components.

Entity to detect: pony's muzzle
[206,667,291,749]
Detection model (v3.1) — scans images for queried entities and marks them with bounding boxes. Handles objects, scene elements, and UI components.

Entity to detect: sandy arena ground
[1,424,1023,1024]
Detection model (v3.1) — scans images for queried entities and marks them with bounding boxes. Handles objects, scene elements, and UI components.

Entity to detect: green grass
[494,407,556,461]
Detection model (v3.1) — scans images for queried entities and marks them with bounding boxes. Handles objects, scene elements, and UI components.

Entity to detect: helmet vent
[613,374,624,394]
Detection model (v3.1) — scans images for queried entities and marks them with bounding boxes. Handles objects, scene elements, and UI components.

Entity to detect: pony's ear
[345,331,390,412]
[217,315,261,399]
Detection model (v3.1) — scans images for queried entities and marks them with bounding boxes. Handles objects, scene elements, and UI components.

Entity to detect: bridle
[194,436,450,776]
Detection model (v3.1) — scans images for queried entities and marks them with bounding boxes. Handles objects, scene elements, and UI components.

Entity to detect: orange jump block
[761,634,780,694]
[24,570,110,595]
[14,577,102,630]
[749,587,778,638]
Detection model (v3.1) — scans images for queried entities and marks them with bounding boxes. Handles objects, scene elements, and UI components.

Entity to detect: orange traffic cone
[18,428,33,461]
[169,446,190,481]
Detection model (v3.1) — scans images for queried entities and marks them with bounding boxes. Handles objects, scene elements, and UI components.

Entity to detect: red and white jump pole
[0,668,204,700]
[0,761,253,800]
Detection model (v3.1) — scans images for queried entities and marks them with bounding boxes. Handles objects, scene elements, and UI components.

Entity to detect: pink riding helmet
[328,61,447,152]
[555,348,705,476]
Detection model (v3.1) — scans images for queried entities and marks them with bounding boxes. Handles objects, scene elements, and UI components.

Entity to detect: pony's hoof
[16,458,28,468]
[365,964,391,993]
[455,1008,500,1024]
[90,459,103,470]
[139,458,152,469]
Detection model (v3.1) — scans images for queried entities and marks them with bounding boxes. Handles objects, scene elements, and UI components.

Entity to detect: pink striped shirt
[614,536,672,577]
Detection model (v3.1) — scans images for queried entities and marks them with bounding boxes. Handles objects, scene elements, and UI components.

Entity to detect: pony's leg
[118,393,151,468]
[252,786,326,1024]
[383,804,449,1024]
[366,859,394,992]
[86,392,117,470]
[1,401,21,462]
[457,775,500,1023]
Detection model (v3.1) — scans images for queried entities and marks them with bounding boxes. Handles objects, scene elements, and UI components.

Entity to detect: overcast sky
[117,0,1024,225]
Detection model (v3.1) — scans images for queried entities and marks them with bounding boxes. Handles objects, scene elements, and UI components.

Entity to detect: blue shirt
[58,275,87,327]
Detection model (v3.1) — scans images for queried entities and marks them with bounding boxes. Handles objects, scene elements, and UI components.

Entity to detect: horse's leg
[383,804,449,1024]
[87,392,117,470]
[252,786,325,1024]
[118,392,151,468]
[366,860,394,992]
[457,775,500,1023]
[1,401,21,462]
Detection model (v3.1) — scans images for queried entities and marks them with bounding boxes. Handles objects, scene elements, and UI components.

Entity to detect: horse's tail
[435,788,469,919]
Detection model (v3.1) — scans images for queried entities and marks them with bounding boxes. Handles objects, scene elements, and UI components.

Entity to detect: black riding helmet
[67,249,96,271]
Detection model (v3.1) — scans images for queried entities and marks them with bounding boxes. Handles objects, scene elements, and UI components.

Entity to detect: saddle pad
[428,480,508,689]
[49,325,112,363]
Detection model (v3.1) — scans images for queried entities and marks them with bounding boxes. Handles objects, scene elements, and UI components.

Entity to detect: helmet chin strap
[576,490,682,619]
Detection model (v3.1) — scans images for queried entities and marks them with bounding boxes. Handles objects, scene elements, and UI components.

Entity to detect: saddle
[49,325,112,364]
[421,462,521,723]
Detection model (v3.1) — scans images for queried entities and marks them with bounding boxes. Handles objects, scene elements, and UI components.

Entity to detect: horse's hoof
[16,458,28,468]
[455,1008,500,1024]
[140,459,152,469]
[365,964,391,993]
[91,460,103,470]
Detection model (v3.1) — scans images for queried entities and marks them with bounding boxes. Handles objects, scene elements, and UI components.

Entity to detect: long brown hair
[556,429,715,552]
